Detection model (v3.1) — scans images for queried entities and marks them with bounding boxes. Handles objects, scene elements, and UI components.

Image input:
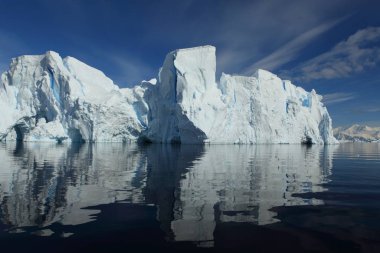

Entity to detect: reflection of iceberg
[143,144,205,239]
[168,145,335,246]
[0,142,335,245]
[0,142,147,228]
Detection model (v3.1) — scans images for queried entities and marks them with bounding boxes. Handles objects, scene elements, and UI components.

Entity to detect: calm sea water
[0,142,379,252]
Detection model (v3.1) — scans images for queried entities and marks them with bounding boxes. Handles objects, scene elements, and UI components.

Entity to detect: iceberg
[144,46,336,144]
[0,51,151,143]
[0,46,336,144]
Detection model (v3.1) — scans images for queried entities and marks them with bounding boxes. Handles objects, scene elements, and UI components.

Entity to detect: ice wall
[0,46,336,144]
[145,46,336,144]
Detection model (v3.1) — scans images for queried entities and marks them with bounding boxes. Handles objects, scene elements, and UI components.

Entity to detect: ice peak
[170,45,215,55]
[142,78,157,85]
[45,50,61,59]
[253,69,278,80]
[43,51,66,72]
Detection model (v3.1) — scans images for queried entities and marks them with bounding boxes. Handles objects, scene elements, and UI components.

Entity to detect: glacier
[0,46,336,144]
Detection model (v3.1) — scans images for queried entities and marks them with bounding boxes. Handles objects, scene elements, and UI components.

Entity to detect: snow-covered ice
[144,46,336,144]
[0,51,151,143]
[0,46,337,144]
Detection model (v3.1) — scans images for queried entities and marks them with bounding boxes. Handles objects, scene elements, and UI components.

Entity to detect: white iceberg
[144,46,336,144]
[0,51,151,143]
[0,46,336,144]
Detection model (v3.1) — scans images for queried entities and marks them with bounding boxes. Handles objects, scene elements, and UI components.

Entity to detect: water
[0,142,379,252]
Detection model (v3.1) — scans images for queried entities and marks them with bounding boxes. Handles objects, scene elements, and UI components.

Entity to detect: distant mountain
[334,125,380,142]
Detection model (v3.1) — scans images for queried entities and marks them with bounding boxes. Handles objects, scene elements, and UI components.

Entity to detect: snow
[144,46,223,143]
[0,51,148,143]
[145,46,336,144]
[26,120,68,143]
[0,45,337,144]
[334,124,380,142]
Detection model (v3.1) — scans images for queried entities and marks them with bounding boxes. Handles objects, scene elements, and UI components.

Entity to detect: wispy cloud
[211,0,352,74]
[363,108,380,113]
[243,17,347,75]
[292,27,380,81]
[322,92,356,105]
[105,53,154,87]
[352,106,380,113]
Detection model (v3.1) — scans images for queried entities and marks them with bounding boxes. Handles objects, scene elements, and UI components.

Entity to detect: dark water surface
[0,142,379,252]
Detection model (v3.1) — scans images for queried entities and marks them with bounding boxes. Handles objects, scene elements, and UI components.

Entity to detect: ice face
[144,46,223,143]
[0,51,149,143]
[0,46,337,144]
[145,46,336,144]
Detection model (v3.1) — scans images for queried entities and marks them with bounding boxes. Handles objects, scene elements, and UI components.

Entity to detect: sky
[0,0,380,127]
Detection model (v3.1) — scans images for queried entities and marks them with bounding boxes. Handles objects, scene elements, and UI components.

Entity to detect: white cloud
[322,92,356,105]
[364,108,380,113]
[242,17,346,75]
[293,27,380,81]
[352,106,380,113]
[213,0,353,74]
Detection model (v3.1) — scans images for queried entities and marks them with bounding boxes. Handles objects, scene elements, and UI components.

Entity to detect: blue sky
[0,0,380,127]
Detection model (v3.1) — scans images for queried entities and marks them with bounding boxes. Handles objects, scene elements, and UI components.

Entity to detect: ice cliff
[0,46,336,144]
[0,51,150,142]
